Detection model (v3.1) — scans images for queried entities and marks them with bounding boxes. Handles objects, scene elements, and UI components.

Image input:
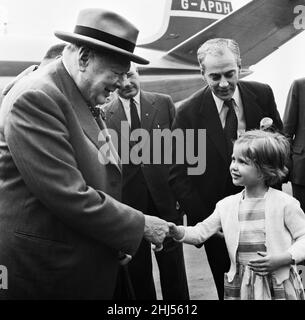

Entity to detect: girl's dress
[224,195,305,300]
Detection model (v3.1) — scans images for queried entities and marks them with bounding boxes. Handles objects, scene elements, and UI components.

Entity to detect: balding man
[169,38,282,299]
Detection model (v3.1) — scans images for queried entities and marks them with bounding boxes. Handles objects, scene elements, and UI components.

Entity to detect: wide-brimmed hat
[54,8,149,65]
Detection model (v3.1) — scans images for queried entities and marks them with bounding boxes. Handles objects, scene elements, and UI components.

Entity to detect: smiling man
[105,63,189,300]
[169,38,283,300]
[0,8,171,300]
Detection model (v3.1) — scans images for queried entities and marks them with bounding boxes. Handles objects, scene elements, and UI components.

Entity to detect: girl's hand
[248,251,293,274]
[167,222,185,240]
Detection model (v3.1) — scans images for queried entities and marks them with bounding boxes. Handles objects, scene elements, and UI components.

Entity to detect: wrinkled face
[117,64,140,99]
[81,54,130,106]
[202,48,240,101]
[230,144,263,188]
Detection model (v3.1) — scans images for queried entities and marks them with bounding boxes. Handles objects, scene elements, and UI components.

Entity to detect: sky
[1,0,305,115]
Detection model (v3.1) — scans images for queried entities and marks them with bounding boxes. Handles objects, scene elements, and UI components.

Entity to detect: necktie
[129,98,141,131]
[223,98,238,157]
[129,98,142,156]
[88,105,112,163]
[88,105,106,122]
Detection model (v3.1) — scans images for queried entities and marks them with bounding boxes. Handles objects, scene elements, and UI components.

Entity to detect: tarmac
[152,242,218,299]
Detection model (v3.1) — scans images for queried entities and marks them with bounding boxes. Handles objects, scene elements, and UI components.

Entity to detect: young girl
[169,130,305,300]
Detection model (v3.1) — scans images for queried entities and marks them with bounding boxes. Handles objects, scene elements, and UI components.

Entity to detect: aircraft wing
[165,0,305,67]
[0,35,60,76]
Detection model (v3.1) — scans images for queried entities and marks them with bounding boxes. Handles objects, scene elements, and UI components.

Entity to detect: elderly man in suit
[0,8,169,299]
[283,79,305,212]
[169,38,283,299]
[105,63,189,300]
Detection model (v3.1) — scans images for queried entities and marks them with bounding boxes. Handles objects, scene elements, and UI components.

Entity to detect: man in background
[105,63,189,300]
[283,79,305,211]
[169,38,282,299]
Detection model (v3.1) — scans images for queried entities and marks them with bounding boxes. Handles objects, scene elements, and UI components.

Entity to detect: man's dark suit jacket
[0,60,144,299]
[169,80,282,299]
[283,78,305,186]
[105,90,189,300]
[106,90,179,222]
[169,81,283,226]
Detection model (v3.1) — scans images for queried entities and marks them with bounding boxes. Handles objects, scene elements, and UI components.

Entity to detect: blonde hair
[234,130,290,186]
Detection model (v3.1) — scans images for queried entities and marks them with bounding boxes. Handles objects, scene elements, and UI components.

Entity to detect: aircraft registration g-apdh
[0,0,305,103]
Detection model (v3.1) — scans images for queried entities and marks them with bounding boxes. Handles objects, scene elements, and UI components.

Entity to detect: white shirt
[119,93,141,126]
[212,87,246,136]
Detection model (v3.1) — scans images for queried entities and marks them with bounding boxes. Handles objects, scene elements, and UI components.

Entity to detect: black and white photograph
[0,0,305,308]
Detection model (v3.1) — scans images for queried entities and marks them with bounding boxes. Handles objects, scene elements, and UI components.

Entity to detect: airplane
[137,0,305,102]
[0,0,305,104]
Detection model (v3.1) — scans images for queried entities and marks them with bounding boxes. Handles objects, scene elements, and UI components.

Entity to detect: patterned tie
[88,105,106,121]
[88,105,111,162]
[223,98,238,157]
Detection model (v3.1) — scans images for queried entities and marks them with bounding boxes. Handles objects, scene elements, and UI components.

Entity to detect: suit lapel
[106,98,130,150]
[96,117,122,172]
[107,98,127,133]
[199,82,264,162]
[238,82,263,130]
[55,61,121,172]
[107,92,158,149]
[140,91,158,133]
[55,62,100,148]
[140,91,158,148]
[199,88,229,163]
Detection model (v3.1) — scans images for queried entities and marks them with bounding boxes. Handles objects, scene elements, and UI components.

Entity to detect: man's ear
[78,47,91,71]
[200,69,207,83]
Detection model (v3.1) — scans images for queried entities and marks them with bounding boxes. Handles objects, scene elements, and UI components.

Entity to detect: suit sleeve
[283,80,298,139]
[266,84,283,131]
[169,107,209,226]
[5,89,144,255]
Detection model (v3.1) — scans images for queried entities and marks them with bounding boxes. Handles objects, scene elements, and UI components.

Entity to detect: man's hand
[143,215,169,246]
[168,222,185,240]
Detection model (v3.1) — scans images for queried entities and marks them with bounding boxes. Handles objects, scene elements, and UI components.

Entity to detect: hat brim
[54,30,149,65]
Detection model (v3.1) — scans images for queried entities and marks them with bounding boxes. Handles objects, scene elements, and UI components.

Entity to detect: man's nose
[117,74,129,89]
[219,76,229,87]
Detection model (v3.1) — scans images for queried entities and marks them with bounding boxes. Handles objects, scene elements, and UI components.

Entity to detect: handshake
[120,216,185,265]
[143,215,185,251]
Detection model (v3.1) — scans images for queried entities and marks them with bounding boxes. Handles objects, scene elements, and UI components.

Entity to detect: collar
[119,92,140,106]
[62,57,73,81]
[212,86,242,114]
